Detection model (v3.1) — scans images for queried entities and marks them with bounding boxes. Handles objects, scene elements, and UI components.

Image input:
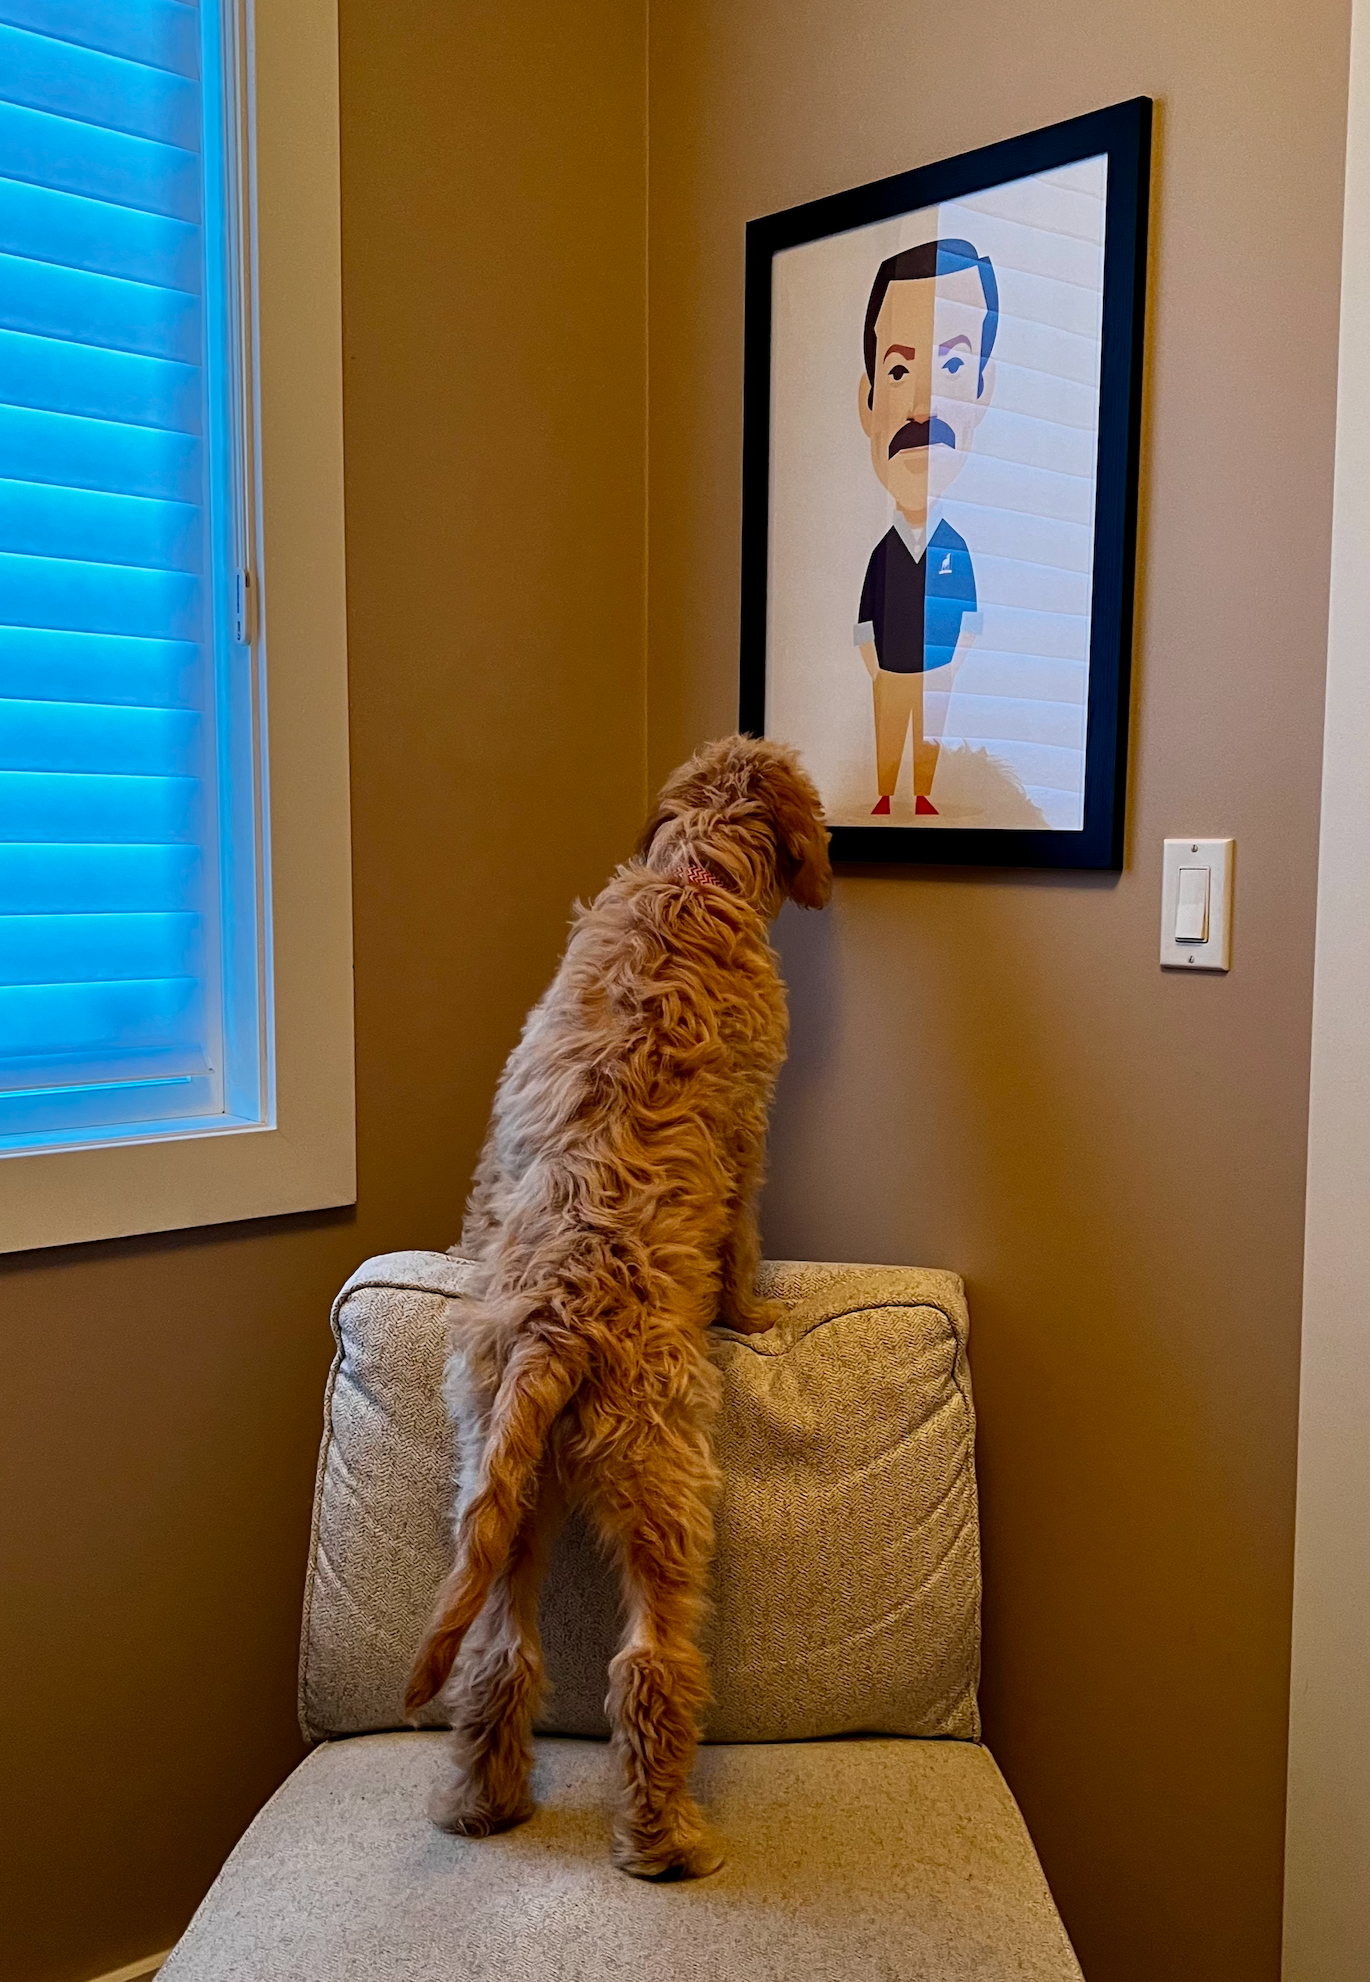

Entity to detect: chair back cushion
[299,1253,981,1744]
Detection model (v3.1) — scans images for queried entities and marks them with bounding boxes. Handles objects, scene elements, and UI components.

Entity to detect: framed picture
[740,98,1151,869]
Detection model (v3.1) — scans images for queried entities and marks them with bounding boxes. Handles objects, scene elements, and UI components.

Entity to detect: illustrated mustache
[888,415,957,459]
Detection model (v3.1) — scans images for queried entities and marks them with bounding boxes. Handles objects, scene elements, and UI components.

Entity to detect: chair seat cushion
[161,1732,1081,1982]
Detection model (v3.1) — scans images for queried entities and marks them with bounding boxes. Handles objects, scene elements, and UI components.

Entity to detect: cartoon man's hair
[863,239,999,403]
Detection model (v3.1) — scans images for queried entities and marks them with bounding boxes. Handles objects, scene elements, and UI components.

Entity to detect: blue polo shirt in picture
[854,511,977,672]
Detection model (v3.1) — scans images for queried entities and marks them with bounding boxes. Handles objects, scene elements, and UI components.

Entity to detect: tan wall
[0,5,646,1977]
[3,5,1352,1978]
[646,2,1348,1978]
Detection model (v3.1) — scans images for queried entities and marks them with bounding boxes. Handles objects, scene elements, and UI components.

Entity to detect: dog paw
[718,1299,786,1337]
[428,1773,534,1837]
[613,1822,726,1881]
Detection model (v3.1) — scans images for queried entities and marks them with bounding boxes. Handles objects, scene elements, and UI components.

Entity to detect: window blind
[0,0,241,1149]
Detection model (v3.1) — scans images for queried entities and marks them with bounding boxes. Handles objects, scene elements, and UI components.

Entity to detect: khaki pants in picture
[873,667,937,797]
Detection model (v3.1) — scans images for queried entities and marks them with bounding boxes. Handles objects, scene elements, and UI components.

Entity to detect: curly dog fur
[405,734,831,1878]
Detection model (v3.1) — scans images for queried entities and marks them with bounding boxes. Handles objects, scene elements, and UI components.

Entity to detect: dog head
[638,734,832,914]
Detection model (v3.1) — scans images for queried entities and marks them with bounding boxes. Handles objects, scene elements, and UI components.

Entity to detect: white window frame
[0,0,355,1253]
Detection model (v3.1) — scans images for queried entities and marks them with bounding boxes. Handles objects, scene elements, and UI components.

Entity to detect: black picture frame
[740,98,1151,870]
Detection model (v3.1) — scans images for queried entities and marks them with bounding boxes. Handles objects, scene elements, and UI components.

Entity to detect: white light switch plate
[1161,838,1234,970]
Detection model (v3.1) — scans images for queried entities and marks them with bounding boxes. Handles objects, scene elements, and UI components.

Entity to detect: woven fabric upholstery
[299,1253,981,1744]
[160,1733,1083,1982]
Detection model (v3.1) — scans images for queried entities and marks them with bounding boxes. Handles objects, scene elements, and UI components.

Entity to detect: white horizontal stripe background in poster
[766,154,1106,832]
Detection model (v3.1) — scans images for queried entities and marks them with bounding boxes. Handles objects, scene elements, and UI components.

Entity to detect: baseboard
[85,1952,173,1982]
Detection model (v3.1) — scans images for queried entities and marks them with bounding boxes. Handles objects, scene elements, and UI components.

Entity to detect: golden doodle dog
[405,734,831,1879]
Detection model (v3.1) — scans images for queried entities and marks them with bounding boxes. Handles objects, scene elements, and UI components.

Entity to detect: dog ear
[759,754,832,909]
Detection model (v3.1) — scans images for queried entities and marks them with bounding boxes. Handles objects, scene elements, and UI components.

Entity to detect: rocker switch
[1161,839,1233,970]
[1174,866,1210,943]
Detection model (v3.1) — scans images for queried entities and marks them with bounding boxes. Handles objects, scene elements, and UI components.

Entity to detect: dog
[404,733,831,1879]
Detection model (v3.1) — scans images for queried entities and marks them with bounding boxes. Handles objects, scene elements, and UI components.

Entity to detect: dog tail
[404,1328,582,1718]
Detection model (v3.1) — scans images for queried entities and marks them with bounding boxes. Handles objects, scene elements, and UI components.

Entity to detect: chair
[162,1251,1081,1980]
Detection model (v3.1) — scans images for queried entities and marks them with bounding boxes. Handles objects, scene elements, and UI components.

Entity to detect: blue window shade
[0,0,265,1151]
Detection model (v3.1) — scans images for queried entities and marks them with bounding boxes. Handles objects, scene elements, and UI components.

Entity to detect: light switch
[1160,839,1234,971]
[1174,866,1209,942]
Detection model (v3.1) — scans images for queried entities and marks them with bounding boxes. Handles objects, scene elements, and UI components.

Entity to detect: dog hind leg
[588,1426,724,1879]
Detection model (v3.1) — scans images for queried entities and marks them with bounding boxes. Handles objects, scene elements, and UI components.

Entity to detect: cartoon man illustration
[855,238,998,815]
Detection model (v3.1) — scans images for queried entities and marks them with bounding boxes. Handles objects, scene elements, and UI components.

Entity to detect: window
[1,0,355,1250]
[2,0,264,1153]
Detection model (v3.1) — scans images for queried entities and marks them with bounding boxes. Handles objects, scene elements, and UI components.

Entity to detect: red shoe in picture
[915,795,938,816]
[870,795,891,815]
